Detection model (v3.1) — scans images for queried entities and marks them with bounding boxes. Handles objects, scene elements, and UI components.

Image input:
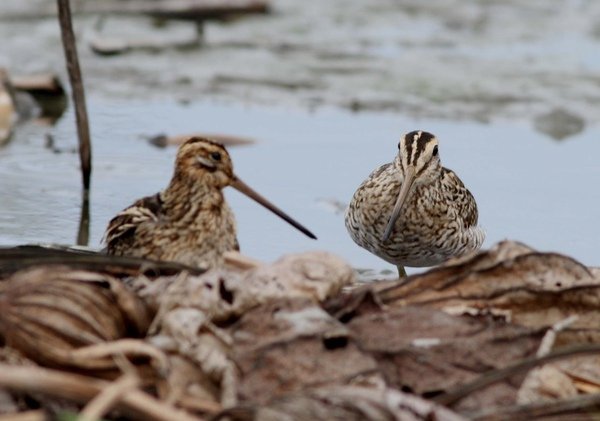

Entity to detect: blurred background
[0,0,599,275]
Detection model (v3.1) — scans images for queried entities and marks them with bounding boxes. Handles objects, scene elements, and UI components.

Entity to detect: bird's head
[383,131,442,241]
[175,137,234,188]
[172,137,317,240]
[394,130,441,185]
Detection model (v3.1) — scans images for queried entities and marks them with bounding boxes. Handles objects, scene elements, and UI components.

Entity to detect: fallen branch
[0,245,205,278]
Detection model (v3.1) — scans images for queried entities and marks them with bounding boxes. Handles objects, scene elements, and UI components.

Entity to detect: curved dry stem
[70,339,170,373]
[79,373,139,421]
[178,395,223,414]
[0,364,204,421]
[469,393,600,421]
[435,343,600,406]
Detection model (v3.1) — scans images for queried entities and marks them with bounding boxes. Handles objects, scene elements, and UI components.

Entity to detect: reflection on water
[76,189,90,246]
[0,99,598,274]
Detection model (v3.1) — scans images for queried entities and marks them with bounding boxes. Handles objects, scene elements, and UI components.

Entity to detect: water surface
[1,100,598,274]
[1,0,599,274]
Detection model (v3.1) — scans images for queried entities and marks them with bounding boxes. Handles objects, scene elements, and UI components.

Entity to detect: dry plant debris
[0,266,151,371]
[217,385,467,421]
[376,241,600,346]
[0,242,600,420]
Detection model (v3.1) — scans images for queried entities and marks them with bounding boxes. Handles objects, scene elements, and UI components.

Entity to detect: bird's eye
[432,146,438,157]
[397,143,401,150]
[210,151,222,161]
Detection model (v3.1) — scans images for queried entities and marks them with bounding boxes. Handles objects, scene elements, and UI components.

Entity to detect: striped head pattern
[174,137,234,188]
[383,130,442,241]
[171,137,317,240]
[395,130,441,185]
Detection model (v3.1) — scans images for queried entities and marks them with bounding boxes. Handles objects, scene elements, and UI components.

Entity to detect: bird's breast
[346,171,480,267]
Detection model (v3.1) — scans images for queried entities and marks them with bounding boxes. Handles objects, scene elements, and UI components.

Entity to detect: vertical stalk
[56,0,92,191]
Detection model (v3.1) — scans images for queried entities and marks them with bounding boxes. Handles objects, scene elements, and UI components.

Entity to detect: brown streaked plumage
[104,137,316,269]
[345,130,484,277]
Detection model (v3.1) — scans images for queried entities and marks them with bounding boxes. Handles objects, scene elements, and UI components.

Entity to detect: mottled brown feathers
[103,136,313,269]
[345,131,484,269]
[441,167,479,228]
[103,137,239,270]
[104,193,163,251]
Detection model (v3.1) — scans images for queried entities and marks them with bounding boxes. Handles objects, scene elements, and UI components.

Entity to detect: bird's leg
[397,265,407,279]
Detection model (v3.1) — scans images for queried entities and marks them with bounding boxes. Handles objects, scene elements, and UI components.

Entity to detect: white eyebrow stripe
[197,156,216,169]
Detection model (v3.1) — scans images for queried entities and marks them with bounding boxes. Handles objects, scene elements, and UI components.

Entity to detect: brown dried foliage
[1,242,600,420]
[0,266,151,370]
[377,241,600,345]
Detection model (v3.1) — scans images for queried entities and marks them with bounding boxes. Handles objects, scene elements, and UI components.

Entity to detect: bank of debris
[1,241,600,420]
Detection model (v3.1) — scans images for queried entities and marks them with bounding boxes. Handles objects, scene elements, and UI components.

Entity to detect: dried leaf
[344,304,542,410]
[377,241,600,345]
[231,298,380,404]
[142,252,354,410]
[150,308,238,407]
[0,266,151,370]
[147,251,354,324]
[517,365,578,403]
[518,354,600,405]
[219,385,466,421]
[156,355,222,412]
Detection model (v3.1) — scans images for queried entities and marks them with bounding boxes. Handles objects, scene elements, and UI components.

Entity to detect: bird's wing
[103,193,163,251]
[367,162,393,182]
[441,168,479,227]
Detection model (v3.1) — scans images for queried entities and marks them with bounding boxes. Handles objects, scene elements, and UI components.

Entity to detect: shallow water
[1,99,598,275]
[1,0,599,274]
[2,0,600,123]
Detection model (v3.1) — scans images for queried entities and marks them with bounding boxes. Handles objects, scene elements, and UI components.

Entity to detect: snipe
[104,137,316,269]
[345,130,484,277]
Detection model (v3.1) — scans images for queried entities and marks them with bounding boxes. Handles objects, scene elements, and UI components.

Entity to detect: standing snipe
[104,137,316,269]
[345,130,484,277]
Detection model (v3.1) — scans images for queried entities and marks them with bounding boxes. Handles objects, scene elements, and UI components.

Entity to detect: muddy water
[1,100,598,275]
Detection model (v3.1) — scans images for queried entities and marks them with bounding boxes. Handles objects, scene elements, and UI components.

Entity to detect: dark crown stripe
[404,132,415,165]
[411,131,435,164]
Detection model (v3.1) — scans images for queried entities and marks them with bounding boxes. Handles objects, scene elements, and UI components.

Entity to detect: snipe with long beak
[345,130,484,277]
[104,137,316,269]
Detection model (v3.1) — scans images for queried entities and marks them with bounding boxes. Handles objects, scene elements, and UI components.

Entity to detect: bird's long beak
[230,176,317,239]
[382,166,415,242]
